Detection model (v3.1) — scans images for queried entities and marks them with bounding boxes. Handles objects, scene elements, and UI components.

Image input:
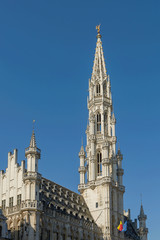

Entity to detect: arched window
[96,84,101,95]
[97,152,102,176]
[97,113,101,133]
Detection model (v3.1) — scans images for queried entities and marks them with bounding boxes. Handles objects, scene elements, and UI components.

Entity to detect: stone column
[102,143,109,177]
[112,156,117,182]
[108,107,111,136]
[101,113,104,135]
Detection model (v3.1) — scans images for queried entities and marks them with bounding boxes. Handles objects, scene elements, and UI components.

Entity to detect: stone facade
[78,30,124,240]
[0,28,148,240]
[0,133,102,240]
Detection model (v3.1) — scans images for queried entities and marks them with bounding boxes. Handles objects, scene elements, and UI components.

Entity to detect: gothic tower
[138,203,148,240]
[24,129,41,201]
[78,26,125,240]
[23,130,42,240]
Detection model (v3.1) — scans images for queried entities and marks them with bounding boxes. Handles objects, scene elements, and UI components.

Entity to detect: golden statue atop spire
[96,24,101,34]
[96,24,101,38]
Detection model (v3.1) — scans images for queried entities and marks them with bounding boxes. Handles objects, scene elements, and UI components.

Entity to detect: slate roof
[124,216,140,240]
[39,177,94,222]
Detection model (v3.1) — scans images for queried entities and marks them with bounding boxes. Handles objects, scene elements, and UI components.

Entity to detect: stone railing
[25,146,41,154]
[5,200,43,215]
[7,205,21,214]
[78,177,112,192]
[23,172,41,180]
[21,200,43,210]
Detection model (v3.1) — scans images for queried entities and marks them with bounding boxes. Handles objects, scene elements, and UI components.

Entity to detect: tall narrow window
[104,113,108,134]
[2,199,6,209]
[9,197,13,208]
[17,194,21,206]
[96,84,101,95]
[97,113,101,133]
[97,152,102,176]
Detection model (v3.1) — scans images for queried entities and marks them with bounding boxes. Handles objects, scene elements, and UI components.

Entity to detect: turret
[78,143,86,185]
[116,147,124,186]
[25,130,41,172]
[24,129,41,201]
[138,203,148,240]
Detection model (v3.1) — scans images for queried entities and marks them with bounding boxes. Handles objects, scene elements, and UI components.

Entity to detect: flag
[117,221,123,231]
[122,221,127,232]
[117,221,127,232]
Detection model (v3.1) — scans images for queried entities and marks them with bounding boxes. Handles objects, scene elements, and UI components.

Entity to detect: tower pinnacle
[140,203,145,217]
[96,24,101,38]
[30,130,37,148]
[92,26,107,81]
[138,202,148,240]
[29,120,37,148]
[25,123,41,171]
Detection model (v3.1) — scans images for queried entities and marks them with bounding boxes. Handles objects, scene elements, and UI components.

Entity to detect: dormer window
[97,152,102,176]
[97,113,101,133]
[96,84,101,96]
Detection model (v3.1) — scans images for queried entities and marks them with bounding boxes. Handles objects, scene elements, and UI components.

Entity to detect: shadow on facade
[8,221,102,240]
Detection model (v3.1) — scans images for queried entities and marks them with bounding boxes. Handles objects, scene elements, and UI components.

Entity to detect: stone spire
[25,125,41,172]
[30,130,37,148]
[140,204,145,217]
[79,145,85,156]
[78,140,86,185]
[91,25,107,81]
[138,203,148,240]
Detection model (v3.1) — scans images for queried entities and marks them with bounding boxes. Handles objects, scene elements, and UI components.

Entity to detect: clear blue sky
[0,1,159,239]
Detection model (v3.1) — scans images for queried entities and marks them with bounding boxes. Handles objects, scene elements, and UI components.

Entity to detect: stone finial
[30,130,37,148]
[140,204,144,216]
[112,112,116,123]
[79,144,85,157]
[25,126,41,158]
[139,203,146,219]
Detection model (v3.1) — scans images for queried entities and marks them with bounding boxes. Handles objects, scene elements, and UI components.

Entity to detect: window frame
[97,152,102,176]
